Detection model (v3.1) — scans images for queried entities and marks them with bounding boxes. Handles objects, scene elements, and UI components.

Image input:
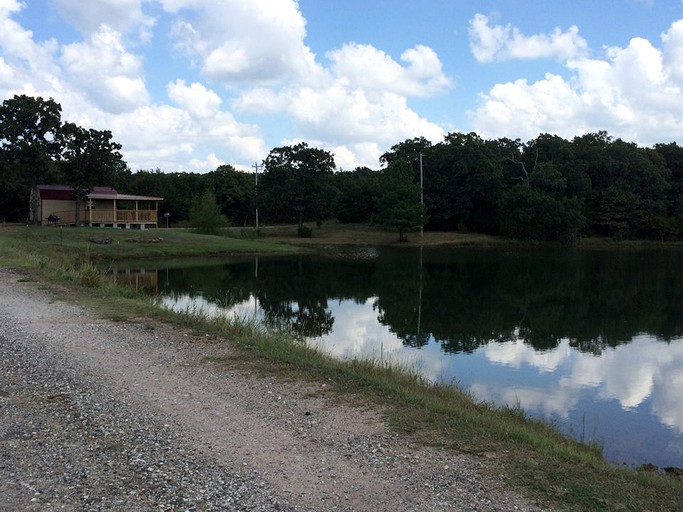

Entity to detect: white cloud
[60,25,149,113]
[470,73,586,142]
[250,85,445,168]
[0,0,61,93]
[98,100,265,172]
[164,0,321,86]
[188,152,224,172]
[327,43,452,97]
[0,0,451,172]
[167,79,222,118]
[662,19,683,83]
[232,43,449,168]
[53,0,155,42]
[470,17,683,145]
[469,14,588,63]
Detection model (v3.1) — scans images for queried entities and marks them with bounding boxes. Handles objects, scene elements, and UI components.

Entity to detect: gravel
[0,268,555,511]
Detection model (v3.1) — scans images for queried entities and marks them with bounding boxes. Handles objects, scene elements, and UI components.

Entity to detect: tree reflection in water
[140,247,683,467]
[144,247,683,352]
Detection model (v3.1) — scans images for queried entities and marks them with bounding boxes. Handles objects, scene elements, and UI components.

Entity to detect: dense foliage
[2,94,683,242]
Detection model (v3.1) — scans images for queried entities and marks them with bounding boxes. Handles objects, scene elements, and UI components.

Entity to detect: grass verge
[0,223,293,266]
[1,224,681,511]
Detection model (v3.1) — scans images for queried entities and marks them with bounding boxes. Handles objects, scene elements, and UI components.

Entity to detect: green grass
[0,223,294,264]
[1,223,682,511]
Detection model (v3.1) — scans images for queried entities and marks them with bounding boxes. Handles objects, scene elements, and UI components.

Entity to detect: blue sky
[2,0,683,173]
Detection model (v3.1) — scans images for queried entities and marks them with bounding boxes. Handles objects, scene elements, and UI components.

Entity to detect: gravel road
[0,268,554,511]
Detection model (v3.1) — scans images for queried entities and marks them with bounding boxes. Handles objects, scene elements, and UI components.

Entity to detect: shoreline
[0,268,548,511]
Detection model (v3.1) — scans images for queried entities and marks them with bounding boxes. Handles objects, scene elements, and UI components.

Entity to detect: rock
[89,237,112,245]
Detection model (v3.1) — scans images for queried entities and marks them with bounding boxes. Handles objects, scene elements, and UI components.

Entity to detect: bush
[75,261,102,288]
[297,225,313,238]
[189,190,228,235]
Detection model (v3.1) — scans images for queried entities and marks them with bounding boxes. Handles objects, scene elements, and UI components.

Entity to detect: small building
[32,185,163,229]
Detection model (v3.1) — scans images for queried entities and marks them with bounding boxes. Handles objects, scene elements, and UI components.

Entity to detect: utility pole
[252,161,262,232]
[419,153,424,239]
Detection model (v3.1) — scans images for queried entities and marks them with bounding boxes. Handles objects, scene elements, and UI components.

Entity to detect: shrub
[189,190,228,235]
[297,225,313,238]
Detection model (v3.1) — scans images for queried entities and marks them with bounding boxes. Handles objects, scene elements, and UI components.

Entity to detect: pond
[111,246,683,468]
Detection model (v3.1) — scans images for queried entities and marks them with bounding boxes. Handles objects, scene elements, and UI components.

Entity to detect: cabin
[31,185,163,229]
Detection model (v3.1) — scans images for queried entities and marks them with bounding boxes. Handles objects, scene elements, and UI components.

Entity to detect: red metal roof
[37,185,162,202]
[37,185,75,201]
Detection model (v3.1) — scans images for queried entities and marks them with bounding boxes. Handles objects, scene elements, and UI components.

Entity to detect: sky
[3,0,683,173]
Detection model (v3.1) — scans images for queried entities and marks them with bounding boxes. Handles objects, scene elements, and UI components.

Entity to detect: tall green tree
[425,132,503,233]
[59,122,124,225]
[260,143,337,230]
[653,142,683,236]
[0,95,62,221]
[376,160,426,241]
[205,165,255,226]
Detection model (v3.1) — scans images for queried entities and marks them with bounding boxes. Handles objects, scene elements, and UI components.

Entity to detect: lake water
[112,246,683,468]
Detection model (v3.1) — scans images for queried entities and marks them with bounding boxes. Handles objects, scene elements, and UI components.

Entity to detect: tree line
[2,94,682,242]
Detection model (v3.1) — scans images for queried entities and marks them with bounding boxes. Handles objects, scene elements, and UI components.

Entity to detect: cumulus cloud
[469,15,683,146]
[0,0,271,172]
[235,83,445,168]
[167,79,221,118]
[53,0,155,42]
[0,0,61,93]
[60,25,149,113]
[104,98,266,172]
[469,13,588,63]
[164,0,321,86]
[231,38,451,168]
[327,43,452,97]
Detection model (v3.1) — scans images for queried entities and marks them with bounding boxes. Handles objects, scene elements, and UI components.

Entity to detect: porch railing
[46,209,158,226]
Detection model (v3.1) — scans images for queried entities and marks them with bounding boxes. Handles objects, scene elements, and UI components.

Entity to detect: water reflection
[110,266,158,291]
[112,247,683,467]
[471,335,683,466]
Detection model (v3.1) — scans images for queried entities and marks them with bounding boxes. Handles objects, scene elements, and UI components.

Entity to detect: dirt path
[0,269,552,511]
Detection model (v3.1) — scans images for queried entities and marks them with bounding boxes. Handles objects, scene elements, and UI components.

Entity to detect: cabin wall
[40,199,76,225]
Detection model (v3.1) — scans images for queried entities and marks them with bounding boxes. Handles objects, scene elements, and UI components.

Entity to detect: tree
[500,184,584,243]
[653,142,683,236]
[205,165,255,226]
[260,143,337,231]
[380,136,432,170]
[425,132,503,233]
[59,122,124,225]
[333,167,380,223]
[126,170,206,224]
[188,189,228,235]
[0,95,62,221]
[376,160,426,241]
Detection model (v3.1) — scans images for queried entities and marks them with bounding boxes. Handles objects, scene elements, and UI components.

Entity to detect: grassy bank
[1,224,682,511]
[0,224,293,265]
